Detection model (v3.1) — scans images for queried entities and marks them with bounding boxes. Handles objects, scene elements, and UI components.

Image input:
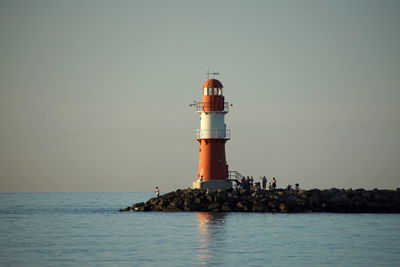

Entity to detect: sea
[0,192,399,266]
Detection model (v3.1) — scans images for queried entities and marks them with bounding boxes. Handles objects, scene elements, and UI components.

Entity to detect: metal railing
[228,171,245,181]
[195,129,231,139]
[196,102,229,113]
[228,171,246,189]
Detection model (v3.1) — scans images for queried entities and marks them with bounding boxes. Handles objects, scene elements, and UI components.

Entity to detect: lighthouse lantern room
[192,77,232,190]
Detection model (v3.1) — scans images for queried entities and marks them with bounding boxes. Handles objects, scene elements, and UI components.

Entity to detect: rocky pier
[120,188,400,213]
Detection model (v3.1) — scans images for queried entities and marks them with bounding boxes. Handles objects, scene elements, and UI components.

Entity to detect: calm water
[0,193,399,266]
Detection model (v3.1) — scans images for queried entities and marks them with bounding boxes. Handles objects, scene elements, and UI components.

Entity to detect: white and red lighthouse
[192,78,232,190]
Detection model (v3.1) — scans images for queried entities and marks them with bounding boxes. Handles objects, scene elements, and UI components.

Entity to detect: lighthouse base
[192,180,232,190]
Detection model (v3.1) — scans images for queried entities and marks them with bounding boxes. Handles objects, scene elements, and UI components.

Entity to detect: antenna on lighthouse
[206,68,220,79]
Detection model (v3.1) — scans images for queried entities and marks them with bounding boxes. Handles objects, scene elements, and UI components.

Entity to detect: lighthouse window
[208,88,212,95]
[218,88,222,95]
[203,88,208,95]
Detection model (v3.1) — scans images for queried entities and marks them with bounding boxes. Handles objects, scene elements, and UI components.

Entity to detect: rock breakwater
[120,188,400,213]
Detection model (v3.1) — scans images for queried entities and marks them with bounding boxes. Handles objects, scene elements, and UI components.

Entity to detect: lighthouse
[192,76,232,190]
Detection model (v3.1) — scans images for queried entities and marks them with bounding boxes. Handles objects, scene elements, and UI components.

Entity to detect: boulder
[307,195,321,211]
[163,206,183,212]
[119,206,131,212]
[216,190,229,202]
[267,200,279,212]
[284,195,300,212]
[252,201,267,212]
[221,202,232,212]
[373,194,390,203]
[153,204,163,211]
[236,200,252,212]
[366,202,387,213]
[239,189,251,197]
[279,203,288,212]
[349,195,366,212]
[206,202,221,212]
[194,195,207,206]
[163,191,177,200]
[327,194,350,212]
[170,198,184,210]
[206,190,216,202]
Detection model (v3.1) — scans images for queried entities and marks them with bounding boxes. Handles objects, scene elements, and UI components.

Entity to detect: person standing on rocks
[261,176,267,190]
[240,177,245,189]
[295,183,300,192]
[286,184,292,192]
[272,177,277,190]
[155,186,160,197]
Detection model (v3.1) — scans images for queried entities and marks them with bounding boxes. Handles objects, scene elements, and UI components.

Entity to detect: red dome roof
[202,79,223,88]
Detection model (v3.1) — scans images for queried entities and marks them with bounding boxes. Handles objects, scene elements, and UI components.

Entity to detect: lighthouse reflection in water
[196,212,226,265]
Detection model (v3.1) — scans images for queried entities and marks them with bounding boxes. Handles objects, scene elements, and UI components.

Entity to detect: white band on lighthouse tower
[198,112,227,139]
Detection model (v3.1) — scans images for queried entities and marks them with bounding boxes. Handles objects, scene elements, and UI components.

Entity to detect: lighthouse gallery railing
[196,102,229,113]
[195,129,231,139]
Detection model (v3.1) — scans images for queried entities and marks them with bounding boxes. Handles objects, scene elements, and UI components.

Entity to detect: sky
[0,0,399,192]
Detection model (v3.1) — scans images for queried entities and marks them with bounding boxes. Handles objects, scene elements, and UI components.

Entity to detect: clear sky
[0,0,399,192]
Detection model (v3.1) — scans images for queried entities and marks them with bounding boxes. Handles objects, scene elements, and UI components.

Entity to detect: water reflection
[196,212,227,265]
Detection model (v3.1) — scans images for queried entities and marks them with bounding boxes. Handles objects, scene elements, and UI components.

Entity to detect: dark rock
[221,202,232,212]
[230,189,240,197]
[143,203,152,211]
[236,201,244,210]
[194,195,207,206]
[153,204,163,211]
[127,202,145,212]
[228,195,240,207]
[119,206,131,212]
[216,190,229,202]
[194,191,204,198]
[391,192,400,204]
[267,200,279,212]
[349,195,366,212]
[308,189,321,195]
[236,200,252,212]
[163,206,182,212]
[327,194,350,212]
[279,203,288,212]
[366,202,387,212]
[284,195,300,212]
[307,195,321,211]
[206,190,216,202]
[239,189,251,196]
[163,191,177,200]
[148,197,160,205]
[206,202,221,212]
[251,190,266,200]
[252,201,267,212]
[170,198,184,210]
[373,194,390,203]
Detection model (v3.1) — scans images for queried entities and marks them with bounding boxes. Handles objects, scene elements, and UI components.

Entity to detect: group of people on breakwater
[238,176,299,192]
[154,177,300,196]
[238,176,271,190]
